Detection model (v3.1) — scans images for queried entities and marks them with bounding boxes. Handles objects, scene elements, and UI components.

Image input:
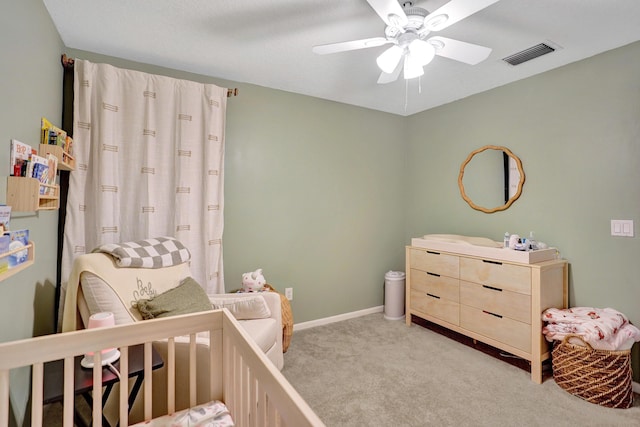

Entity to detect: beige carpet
[282,313,640,427]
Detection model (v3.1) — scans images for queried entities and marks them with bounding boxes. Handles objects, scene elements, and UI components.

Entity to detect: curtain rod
[61,54,238,97]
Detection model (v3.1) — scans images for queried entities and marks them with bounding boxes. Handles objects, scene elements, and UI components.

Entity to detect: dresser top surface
[408,238,565,267]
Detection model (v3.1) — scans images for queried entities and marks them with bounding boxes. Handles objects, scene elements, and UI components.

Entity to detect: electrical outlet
[285,287,293,301]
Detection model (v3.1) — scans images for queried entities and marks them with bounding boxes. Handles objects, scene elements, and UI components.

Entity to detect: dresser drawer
[459,257,531,295]
[459,280,531,324]
[411,269,459,302]
[410,249,459,278]
[411,289,459,325]
[460,305,531,353]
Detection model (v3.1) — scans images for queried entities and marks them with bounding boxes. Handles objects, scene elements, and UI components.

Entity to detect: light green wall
[223,85,407,320]
[0,0,64,424]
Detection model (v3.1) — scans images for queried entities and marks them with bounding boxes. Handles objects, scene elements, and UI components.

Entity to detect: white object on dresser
[405,243,568,384]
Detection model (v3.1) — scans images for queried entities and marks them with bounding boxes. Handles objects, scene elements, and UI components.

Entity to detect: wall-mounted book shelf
[0,241,34,282]
[39,144,74,171]
[6,177,59,211]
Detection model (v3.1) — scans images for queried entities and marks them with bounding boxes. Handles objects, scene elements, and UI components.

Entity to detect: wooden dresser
[405,244,568,383]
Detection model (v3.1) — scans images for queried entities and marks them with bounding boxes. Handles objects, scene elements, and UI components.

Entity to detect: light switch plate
[611,220,634,237]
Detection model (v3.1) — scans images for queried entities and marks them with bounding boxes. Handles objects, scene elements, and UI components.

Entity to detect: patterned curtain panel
[61,59,226,295]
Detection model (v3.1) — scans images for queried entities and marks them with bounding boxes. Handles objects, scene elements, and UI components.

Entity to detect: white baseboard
[633,381,640,394]
[293,305,384,331]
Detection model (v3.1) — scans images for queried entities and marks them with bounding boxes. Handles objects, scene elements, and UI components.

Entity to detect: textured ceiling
[43,0,640,116]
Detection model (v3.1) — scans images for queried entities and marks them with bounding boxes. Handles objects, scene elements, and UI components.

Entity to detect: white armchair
[62,253,284,369]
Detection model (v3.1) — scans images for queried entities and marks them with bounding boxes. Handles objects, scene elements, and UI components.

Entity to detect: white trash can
[384,271,406,320]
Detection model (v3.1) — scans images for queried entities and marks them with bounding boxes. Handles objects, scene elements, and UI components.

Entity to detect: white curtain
[61,59,226,295]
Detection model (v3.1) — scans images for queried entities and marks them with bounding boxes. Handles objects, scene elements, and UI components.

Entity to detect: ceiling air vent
[503,43,556,66]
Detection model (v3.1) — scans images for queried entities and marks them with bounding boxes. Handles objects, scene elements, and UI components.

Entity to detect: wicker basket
[551,334,633,408]
[264,284,294,353]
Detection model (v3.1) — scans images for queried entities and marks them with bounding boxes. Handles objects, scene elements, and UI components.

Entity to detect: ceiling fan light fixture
[376,45,403,73]
[403,55,424,79]
[408,39,436,65]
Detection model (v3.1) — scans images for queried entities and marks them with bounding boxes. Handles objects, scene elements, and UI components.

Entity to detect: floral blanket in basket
[542,307,640,351]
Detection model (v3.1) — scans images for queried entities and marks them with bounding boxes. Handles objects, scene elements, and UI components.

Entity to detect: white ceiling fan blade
[377,61,402,84]
[312,37,390,55]
[429,36,492,65]
[366,0,408,27]
[424,0,500,32]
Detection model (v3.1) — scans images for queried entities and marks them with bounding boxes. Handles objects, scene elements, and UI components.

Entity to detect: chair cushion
[81,272,136,325]
[238,318,278,353]
[135,277,212,319]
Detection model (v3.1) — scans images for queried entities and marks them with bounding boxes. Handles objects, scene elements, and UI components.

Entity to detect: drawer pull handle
[483,310,503,319]
[482,285,503,292]
[482,259,502,265]
[427,272,440,277]
[426,251,440,255]
[426,293,440,299]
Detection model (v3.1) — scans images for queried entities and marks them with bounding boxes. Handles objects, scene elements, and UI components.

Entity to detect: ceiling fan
[312,0,501,84]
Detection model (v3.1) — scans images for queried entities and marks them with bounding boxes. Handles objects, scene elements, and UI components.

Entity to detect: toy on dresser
[242,268,266,292]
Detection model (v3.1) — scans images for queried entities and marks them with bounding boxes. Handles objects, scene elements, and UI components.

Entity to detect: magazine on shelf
[9,139,36,176]
[4,229,29,268]
[0,206,11,234]
[30,154,49,194]
[41,117,66,147]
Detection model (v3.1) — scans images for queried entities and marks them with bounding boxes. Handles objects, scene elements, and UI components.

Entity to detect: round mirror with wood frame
[458,145,525,213]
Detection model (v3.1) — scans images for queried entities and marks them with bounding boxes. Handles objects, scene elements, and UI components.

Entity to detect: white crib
[0,309,324,426]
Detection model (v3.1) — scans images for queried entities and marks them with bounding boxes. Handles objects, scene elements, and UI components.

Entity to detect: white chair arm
[208,292,282,323]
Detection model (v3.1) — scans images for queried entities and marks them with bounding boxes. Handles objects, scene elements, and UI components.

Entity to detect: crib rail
[0,309,323,427]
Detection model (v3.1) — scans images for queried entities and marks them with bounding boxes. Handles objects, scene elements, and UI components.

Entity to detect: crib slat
[0,370,8,426]
[167,337,176,413]
[31,362,43,427]
[144,341,153,420]
[256,383,267,427]
[62,357,74,427]
[189,333,197,407]
[92,352,103,427]
[243,362,251,426]
[238,352,246,426]
[233,352,241,426]
[227,341,236,422]
[209,329,219,404]
[119,346,129,427]
[249,369,258,427]
[267,393,279,426]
